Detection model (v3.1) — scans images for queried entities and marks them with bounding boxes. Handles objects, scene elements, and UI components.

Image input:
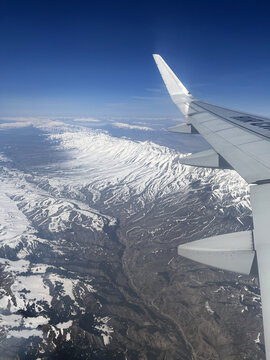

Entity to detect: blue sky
[1,0,270,118]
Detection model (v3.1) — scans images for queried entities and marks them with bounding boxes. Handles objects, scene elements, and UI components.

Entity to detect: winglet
[152,54,191,96]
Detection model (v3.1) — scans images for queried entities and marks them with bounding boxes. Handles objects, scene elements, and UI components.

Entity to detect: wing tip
[152,54,161,61]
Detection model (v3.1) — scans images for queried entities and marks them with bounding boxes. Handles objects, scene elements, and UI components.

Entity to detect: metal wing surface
[153,54,270,359]
[153,54,270,184]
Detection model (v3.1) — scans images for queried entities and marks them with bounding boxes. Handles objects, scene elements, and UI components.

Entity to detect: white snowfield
[47,127,250,212]
[0,190,30,248]
[0,170,115,239]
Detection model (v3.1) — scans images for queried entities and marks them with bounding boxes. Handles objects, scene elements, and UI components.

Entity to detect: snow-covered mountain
[0,120,263,359]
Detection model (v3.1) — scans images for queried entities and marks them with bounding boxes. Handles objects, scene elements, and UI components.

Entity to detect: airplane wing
[153,54,270,359]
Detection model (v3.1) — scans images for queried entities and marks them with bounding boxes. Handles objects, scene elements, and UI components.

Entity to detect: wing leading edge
[153,54,270,359]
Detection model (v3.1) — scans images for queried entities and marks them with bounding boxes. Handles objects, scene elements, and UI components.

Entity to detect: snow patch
[55,320,73,329]
[94,316,113,346]
[7,329,43,339]
[205,301,214,315]
[255,332,261,344]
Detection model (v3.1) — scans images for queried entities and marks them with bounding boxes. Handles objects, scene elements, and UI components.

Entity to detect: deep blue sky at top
[1,0,270,118]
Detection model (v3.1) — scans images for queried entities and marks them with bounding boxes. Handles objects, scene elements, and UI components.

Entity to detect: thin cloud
[0,121,33,129]
[189,82,212,89]
[131,96,169,101]
[73,117,100,123]
[146,87,163,93]
[112,122,154,131]
[0,117,64,130]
